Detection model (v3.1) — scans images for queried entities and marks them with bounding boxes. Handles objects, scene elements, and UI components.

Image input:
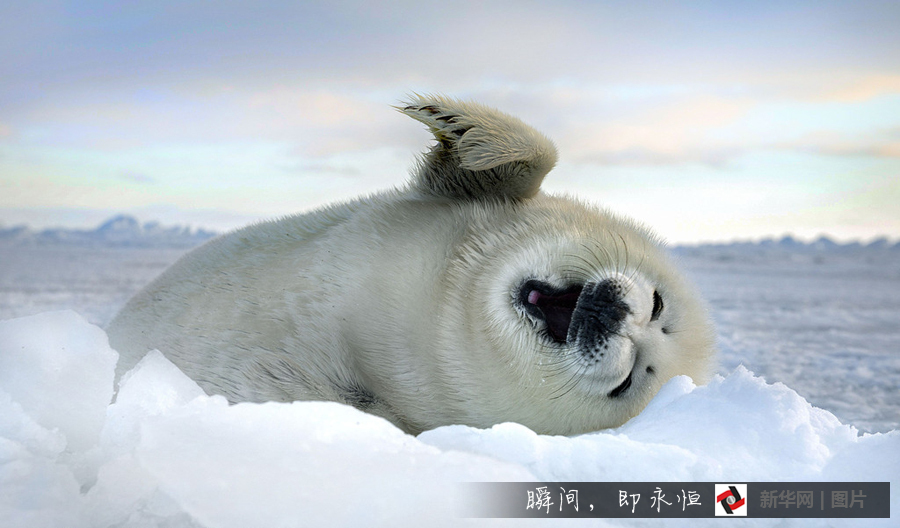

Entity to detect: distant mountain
[674,234,899,252]
[670,234,900,266]
[0,215,218,248]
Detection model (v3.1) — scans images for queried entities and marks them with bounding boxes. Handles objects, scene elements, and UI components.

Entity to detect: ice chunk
[613,366,860,481]
[100,350,206,460]
[419,367,873,484]
[116,349,206,410]
[136,398,534,527]
[0,388,88,528]
[0,311,117,453]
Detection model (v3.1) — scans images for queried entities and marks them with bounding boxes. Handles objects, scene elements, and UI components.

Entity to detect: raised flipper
[399,94,557,201]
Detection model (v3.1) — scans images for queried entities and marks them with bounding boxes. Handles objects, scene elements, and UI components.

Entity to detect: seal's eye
[651,290,664,322]
[519,280,583,344]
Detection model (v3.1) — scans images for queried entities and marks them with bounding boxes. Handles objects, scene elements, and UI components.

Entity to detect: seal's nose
[568,279,631,345]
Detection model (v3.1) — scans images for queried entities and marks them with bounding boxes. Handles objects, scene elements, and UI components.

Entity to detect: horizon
[3,208,898,247]
[2,1,898,244]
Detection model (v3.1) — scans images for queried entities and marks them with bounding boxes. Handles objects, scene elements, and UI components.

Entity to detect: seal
[107,94,716,435]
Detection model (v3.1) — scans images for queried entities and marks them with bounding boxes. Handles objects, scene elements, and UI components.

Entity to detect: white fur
[108,95,716,435]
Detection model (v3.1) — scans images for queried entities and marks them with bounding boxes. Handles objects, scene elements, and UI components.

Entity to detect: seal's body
[108,95,716,435]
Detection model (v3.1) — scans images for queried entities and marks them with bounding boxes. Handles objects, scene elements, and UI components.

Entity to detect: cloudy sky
[1,0,898,243]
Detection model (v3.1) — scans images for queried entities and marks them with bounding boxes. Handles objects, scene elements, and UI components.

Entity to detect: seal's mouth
[608,371,633,398]
[520,280,583,343]
[520,278,631,347]
[520,279,638,398]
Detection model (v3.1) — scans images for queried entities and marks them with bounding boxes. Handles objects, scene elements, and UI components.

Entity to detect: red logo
[715,484,747,516]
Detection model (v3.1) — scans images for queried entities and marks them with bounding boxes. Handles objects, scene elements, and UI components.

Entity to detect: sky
[1,0,898,243]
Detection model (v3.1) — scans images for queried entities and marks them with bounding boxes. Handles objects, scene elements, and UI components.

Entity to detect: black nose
[569,279,631,346]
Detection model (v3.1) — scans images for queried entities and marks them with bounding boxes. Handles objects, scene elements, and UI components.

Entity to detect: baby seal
[108,94,716,435]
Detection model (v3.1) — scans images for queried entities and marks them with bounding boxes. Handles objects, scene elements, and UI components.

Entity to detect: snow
[0,245,189,326]
[0,311,116,453]
[671,243,900,433]
[0,311,896,527]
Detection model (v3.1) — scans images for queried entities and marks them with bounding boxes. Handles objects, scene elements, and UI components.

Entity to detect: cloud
[555,94,756,166]
[285,162,361,177]
[572,146,748,167]
[241,88,405,156]
[821,74,900,103]
[2,1,897,170]
[247,90,365,128]
[537,80,900,167]
[11,83,416,160]
[118,171,155,184]
[777,129,900,159]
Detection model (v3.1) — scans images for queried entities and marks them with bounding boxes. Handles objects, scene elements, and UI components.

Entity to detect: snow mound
[1,312,896,527]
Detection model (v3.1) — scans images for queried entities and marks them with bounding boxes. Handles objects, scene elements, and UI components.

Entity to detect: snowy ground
[0,238,898,526]
[0,245,188,328]
[671,243,900,434]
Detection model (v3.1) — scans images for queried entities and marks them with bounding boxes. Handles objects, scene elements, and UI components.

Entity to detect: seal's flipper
[399,94,557,201]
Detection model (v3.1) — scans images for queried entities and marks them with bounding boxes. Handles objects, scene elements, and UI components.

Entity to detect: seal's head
[400,95,716,434]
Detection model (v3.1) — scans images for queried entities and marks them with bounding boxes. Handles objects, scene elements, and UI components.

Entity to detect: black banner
[458,482,890,518]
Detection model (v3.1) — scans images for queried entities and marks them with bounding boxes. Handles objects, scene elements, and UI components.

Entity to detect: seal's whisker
[549,361,590,400]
